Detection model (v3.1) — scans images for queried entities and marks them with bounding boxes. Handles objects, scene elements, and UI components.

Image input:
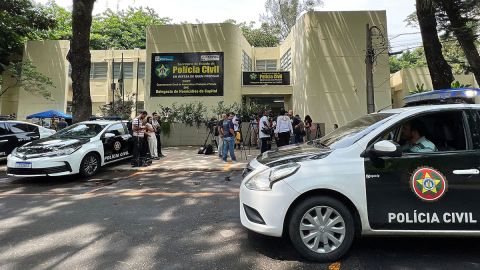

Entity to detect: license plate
[15,162,32,168]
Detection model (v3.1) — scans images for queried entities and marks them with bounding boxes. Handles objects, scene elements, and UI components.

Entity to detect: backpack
[204,144,214,155]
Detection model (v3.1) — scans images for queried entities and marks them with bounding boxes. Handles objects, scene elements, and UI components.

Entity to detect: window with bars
[242,51,253,71]
[113,62,134,79]
[90,62,108,79]
[256,59,277,71]
[138,62,145,78]
[280,48,292,71]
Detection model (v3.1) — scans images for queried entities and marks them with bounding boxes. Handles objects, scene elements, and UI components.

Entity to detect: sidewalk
[108,146,260,172]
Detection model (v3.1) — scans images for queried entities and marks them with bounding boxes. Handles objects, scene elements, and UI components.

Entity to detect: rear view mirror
[369,140,401,158]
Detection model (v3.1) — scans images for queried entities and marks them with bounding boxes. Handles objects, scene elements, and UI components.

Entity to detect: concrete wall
[288,11,391,132]
[16,40,69,120]
[145,23,247,114]
[391,67,480,107]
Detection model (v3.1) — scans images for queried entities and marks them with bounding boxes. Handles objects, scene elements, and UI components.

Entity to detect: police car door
[364,109,480,231]
[102,123,131,163]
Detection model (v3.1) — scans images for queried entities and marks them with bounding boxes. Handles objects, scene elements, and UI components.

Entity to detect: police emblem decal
[113,141,122,152]
[411,167,447,201]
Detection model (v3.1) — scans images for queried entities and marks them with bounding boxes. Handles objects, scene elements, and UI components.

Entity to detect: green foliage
[175,102,208,128]
[211,101,269,120]
[451,80,472,88]
[40,1,72,40]
[98,92,135,120]
[0,0,55,72]
[0,61,54,99]
[225,20,280,47]
[90,7,171,50]
[389,48,427,73]
[261,0,323,40]
[409,83,431,94]
[389,41,474,74]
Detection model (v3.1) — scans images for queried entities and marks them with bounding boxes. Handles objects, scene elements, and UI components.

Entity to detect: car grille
[7,163,72,176]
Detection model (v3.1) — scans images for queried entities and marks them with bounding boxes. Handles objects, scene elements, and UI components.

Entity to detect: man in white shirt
[259,110,271,153]
[275,109,293,147]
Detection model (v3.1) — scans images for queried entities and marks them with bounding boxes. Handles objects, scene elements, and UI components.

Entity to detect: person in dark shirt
[221,112,237,162]
[57,118,68,130]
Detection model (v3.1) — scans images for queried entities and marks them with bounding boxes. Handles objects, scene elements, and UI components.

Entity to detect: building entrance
[247,96,285,116]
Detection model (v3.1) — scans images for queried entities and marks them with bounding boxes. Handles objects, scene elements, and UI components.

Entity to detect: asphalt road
[1,169,480,270]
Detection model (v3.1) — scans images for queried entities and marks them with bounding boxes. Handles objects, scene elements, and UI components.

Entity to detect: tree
[435,0,480,87]
[0,61,54,99]
[99,93,135,120]
[41,0,73,40]
[0,0,55,73]
[224,20,279,47]
[261,0,323,40]
[389,48,427,73]
[415,0,454,89]
[67,0,95,122]
[90,7,171,50]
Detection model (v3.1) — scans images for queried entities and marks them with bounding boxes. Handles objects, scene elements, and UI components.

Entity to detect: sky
[35,0,422,52]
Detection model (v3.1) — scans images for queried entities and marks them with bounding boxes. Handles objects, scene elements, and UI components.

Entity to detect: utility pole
[111,58,116,113]
[365,23,375,114]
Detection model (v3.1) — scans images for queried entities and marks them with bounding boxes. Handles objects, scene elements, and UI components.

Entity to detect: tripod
[239,120,257,160]
[132,136,152,167]
[198,125,217,154]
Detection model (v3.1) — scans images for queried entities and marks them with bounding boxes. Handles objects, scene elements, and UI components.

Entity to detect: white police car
[7,120,132,177]
[240,102,480,262]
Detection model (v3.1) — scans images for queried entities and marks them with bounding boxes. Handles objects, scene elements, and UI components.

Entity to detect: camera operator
[217,114,227,158]
[233,114,242,150]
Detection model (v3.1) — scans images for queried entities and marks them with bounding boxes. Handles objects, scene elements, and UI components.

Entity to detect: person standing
[152,112,165,158]
[221,112,237,162]
[132,111,148,167]
[232,114,242,150]
[217,114,226,158]
[57,118,68,130]
[275,109,293,147]
[293,115,305,143]
[145,116,158,160]
[259,110,271,153]
[304,115,313,142]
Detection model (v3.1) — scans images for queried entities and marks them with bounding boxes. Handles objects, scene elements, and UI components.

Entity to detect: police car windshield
[53,123,107,139]
[313,113,395,149]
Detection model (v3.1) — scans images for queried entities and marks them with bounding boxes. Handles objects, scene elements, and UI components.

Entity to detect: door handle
[453,169,480,175]
[0,140,7,143]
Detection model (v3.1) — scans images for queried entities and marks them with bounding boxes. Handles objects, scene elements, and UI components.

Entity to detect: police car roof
[403,88,480,105]
[80,120,122,125]
[379,103,480,115]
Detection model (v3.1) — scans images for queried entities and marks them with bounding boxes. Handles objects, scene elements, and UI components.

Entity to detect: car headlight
[42,145,82,157]
[245,163,301,191]
[11,147,19,158]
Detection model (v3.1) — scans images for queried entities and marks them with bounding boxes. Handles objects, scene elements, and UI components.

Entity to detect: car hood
[17,137,87,155]
[257,143,332,166]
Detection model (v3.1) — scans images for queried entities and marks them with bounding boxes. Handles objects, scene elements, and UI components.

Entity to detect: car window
[0,123,9,135]
[465,110,480,150]
[106,123,126,136]
[53,123,107,139]
[312,113,395,149]
[9,123,35,133]
[375,110,467,153]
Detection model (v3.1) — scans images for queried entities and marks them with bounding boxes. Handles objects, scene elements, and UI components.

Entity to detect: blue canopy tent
[26,110,72,120]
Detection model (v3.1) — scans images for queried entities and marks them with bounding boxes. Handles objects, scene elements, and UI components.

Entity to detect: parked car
[7,120,132,177]
[0,121,55,159]
[240,103,480,262]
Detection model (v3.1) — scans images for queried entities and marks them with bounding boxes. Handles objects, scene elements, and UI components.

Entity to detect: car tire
[80,152,100,178]
[288,196,355,262]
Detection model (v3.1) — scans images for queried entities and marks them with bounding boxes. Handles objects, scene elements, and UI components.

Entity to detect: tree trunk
[437,0,480,86]
[68,0,94,122]
[416,0,454,89]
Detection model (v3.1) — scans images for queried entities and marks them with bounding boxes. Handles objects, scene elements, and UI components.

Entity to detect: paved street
[1,169,480,270]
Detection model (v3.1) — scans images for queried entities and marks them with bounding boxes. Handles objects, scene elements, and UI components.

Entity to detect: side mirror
[369,140,402,158]
[104,132,115,139]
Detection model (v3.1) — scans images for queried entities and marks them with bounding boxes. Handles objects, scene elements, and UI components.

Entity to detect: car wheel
[288,196,355,262]
[80,153,100,177]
